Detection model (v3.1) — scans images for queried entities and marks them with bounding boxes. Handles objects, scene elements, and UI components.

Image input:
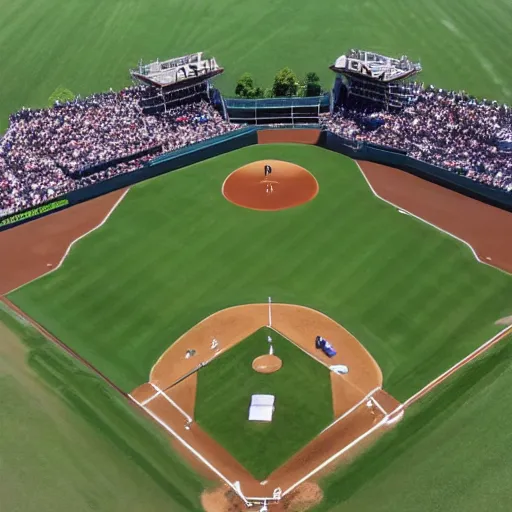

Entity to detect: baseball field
[1,138,511,509]
[2,0,512,509]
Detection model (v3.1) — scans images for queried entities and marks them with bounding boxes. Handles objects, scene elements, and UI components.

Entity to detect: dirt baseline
[222,160,319,211]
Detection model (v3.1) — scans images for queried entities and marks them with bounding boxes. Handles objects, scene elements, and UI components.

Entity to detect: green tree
[263,87,274,99]
[304,71,322,97]
[252,86,264,98]
[234,73,263,98]
[48,86,75,106]
[272,67,298,97]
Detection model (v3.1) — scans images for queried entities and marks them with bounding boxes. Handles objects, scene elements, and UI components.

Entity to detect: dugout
[224,95,331,125]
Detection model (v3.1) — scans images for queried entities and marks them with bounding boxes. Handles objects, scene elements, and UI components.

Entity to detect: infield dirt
[131,303,390,497]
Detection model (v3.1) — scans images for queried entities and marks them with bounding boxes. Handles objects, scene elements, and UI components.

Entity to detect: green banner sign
[0,199,69,227]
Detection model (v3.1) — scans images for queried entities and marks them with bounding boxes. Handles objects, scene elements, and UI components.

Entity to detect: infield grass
[0,304,206,512]
[1,0,512,132]
[8,144,512,400]
[195,327,333,479]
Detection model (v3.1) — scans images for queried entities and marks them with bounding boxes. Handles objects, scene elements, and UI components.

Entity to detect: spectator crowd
[1,83,511,218]
[322,86,512,193]
[0,86,236,216]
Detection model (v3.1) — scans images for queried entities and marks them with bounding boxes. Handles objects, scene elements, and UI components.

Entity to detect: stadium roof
[130,52,223,89]
[330,49,421,82]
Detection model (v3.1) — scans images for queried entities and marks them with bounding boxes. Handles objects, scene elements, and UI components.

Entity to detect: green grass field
[8,144,512,401]
[1,0,512,131]
[3,288,512,512]
[0,305,205,512]
[195,327,333,479]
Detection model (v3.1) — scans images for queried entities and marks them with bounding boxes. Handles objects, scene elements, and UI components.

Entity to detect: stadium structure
[131,51,331,124]
[330,49,422,110]
[130,52,224,114]
[223,95,331,125]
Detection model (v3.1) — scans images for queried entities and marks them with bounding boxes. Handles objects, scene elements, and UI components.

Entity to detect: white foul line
[282,415,389,497]
[129,394,250,506]
[355,162,511,277]
[319,386,381,434]
[400,323,512,410]
[280,324,512,497]
[149,382,193,423]
[140,391,159,406]
[371,396,387,416]
[7,188,131,295]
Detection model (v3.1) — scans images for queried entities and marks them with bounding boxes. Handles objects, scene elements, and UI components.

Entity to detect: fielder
[264,164,272,177]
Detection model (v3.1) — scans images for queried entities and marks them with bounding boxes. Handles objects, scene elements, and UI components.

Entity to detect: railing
[224,94,330,109]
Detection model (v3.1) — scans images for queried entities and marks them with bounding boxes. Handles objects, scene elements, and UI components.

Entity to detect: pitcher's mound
[222,160,319,211]
[252,354,283,374]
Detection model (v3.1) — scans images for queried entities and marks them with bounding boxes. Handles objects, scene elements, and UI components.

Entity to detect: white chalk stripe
[271,326,372,398]
[319,386,381,434]
[385,410,405,426]
[371,396,387,416]
[149,382,193,423]
[355,161,511,277]
[129,394,250,506]
[400,323,512,411]
[282,415,389,497]
[7,188,131,295]
[281,325,512,498]
[140,391,160,407]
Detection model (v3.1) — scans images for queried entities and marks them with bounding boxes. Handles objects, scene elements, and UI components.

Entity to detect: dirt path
[0,189,128,295]
[357,161,512,274]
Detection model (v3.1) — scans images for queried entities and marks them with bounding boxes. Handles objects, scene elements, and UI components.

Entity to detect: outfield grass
[0,304,206,512]
[315,333,512,512]
[1,0,512,132]
[8,145,512,400]
[195,327,333,479]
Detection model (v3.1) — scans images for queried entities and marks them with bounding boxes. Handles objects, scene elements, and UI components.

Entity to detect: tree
[304,72,322,97]
[234,73,263,98]
[263,87,274,99]
[272,67,298,97]
[252,86,264,98]
[48,86,75,106]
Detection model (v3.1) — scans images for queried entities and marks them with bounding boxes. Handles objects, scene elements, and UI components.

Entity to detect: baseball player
[264,164,272,177]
